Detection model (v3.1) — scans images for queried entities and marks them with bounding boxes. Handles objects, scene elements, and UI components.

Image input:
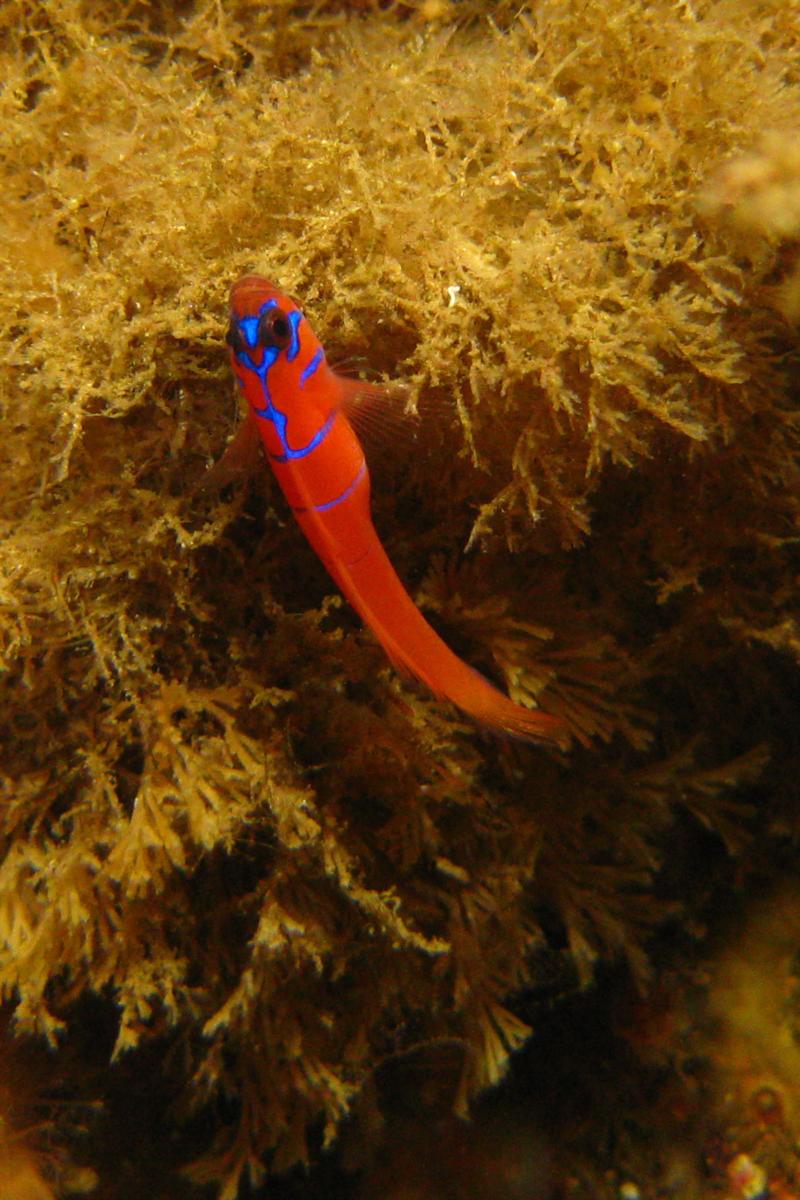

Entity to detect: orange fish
[225,274,566,745]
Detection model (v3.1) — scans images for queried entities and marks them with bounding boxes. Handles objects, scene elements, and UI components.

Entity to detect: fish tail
[333,542,567,748]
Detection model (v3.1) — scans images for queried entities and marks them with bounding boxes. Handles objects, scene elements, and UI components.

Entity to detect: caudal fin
[451,680,569,747]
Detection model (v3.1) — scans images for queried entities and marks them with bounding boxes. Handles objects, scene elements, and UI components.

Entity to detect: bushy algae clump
[0,0,798,1193]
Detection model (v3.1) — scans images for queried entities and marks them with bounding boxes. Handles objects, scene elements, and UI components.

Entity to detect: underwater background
[1,0,799,1196]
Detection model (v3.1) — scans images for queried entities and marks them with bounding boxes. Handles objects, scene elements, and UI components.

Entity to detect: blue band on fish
[291,462,367,513]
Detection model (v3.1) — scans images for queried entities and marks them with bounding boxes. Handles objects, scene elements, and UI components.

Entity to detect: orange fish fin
[472,693,571,750]
[335,375,419,459]
[195,417,262,494]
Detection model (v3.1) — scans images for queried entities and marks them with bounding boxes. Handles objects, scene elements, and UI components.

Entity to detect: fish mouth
[229,273,285,313]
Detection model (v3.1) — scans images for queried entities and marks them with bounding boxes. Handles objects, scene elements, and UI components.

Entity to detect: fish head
[226,274,326,415]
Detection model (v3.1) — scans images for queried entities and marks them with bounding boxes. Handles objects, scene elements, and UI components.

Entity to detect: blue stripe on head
[268,408,336,462]
[240,315,260,349]
[299,348,324,388]
[240,344,280,379]
[286,310,303,362]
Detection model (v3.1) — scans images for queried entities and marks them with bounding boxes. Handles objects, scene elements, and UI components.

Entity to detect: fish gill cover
[0,0,798,1196]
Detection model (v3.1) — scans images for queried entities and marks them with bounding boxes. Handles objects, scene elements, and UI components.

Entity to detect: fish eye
[226,321,246,355]
[258,308,293,351]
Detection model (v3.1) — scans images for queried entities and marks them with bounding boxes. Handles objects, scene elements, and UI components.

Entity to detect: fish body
[226,274,565,746]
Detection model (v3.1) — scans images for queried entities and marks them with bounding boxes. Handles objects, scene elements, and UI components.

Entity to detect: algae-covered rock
[0,0,797,1194]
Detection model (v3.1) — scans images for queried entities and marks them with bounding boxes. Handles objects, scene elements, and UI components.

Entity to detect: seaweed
[0,0,798,1194]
